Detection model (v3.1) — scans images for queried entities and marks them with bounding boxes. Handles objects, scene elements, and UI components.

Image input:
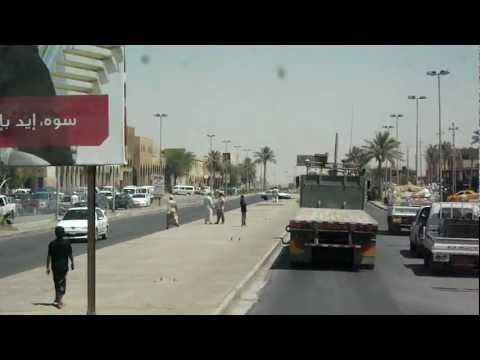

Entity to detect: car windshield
[62,196,71,202]
[124,189,135,194]
[63,209,88,220]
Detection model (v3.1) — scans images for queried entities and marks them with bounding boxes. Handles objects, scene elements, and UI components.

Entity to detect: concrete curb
[211,231,287,315]
[368,201,388,211]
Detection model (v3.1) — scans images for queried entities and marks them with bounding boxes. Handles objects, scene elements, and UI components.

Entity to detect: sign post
[152,174,165,205]
[87,166,96,315]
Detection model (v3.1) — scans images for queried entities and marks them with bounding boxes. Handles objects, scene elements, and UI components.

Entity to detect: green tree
[362,132,402,200]
[343,146,370,174]
[164,149,195,187]
[254,146,276,190]
[239,157,257,189]
[207,150,223,188]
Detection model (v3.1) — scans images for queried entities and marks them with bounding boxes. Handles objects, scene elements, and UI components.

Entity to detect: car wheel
[409,241,416,254]
[101,227,108,240]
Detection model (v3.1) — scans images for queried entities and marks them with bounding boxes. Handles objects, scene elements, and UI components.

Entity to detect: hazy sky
[125,45,478,185]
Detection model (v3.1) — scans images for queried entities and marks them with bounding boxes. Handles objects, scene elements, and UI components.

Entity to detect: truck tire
[424,251,441,274]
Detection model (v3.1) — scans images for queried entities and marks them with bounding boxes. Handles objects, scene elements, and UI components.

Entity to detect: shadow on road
[270,247,367,272]
[32,302,60,309]
[400,250,420,259]
[404,264,479,279]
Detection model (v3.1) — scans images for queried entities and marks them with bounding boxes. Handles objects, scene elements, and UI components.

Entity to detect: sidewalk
[0,198,298,315]
[369,201,388,211]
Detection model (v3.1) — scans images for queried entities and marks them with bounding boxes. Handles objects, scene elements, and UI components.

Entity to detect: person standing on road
[203,192,214,224]
[240,195,247,226]
[216,191,226,224]
[272,187,279,203]
[46,227,74,309]
[166,195,179,229]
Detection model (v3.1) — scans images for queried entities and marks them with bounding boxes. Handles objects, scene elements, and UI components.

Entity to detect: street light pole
[408,95,427,185]
[390,114,404,185]
[427,70,450,201]
[207,134,216,190]
[383,125,394,185]
[154,113,167,204]
[449,122,459,193]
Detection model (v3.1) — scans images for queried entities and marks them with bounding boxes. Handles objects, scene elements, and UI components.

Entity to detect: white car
[261,190,293,200]
[99,190,113,201]
[131,193,151,207]
[56,207,109,241]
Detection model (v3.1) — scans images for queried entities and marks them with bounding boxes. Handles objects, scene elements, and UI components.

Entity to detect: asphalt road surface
[0,194,261,280]
[248,203,479,315]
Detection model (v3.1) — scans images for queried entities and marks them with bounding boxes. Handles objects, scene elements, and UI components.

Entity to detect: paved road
[248,203,479,315]
[0,194,261,280]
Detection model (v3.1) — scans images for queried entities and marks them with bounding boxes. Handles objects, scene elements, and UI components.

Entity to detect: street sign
[152,174,165,196]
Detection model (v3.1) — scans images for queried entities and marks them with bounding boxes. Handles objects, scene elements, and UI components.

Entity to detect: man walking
[203,192,214,224]
[240,195,247,226]
[166,195,179,229]
[272,187,279,203]
[216,191,226,224]
[46,227,74,309]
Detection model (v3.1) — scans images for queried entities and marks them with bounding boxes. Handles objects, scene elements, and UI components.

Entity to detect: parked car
[0,195,16,222]
[32,192,56,212]
[109,193,134,210]
[173,185,195,196]
[59,194,80,216]
[447,190,479,202]
[261,189,293,200]
[56,207,109,241]
[131,193,151,207]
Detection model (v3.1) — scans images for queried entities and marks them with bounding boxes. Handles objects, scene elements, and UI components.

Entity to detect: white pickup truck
[410,202,479,273]
[0,195,17,223]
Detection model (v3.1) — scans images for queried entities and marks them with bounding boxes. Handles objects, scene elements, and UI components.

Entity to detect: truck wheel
[424,251,440,274]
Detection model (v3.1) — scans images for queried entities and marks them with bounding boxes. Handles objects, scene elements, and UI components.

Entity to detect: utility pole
[449,122,459,193]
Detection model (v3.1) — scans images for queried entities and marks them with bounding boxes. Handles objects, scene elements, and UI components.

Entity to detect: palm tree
[254,146,276,190]
[207,150,223,189]
[343,146,370,174]
[362,131,402,200]
[240,157,257,189]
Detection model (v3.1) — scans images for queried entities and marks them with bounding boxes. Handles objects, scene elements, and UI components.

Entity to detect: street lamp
[448,122,459,193]
[427,69,450,200]
[154,113,167,203]
[390,114,404,185]
[222,140,232,194]
[408,96,427,185]
[207,134,216,190]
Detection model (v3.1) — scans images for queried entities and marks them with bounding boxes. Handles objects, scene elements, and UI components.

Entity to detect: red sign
[0,95,109,148]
